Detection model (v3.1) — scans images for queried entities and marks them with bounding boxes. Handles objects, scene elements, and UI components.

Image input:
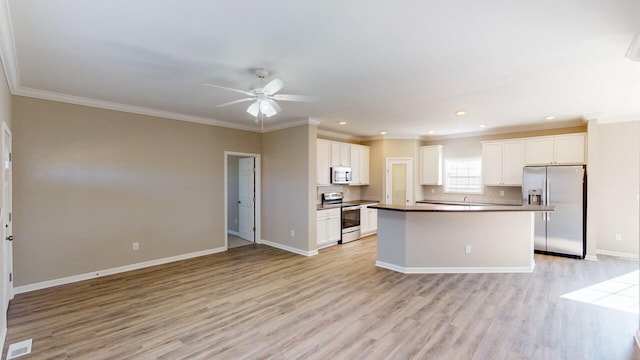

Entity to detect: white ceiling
[1,0,639,138]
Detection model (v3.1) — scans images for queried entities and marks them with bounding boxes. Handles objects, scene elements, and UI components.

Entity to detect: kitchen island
[367,203,554,274]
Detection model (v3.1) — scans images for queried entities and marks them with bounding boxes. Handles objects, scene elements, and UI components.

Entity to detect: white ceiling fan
[203,69,315,118]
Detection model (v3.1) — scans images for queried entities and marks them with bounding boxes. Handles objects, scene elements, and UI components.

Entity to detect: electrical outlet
[431,188,435,194]
[615,233,622,241]
[132,242,139,251]
[499,190,505,196]
[290,230,295,237]
[465,245,471,254]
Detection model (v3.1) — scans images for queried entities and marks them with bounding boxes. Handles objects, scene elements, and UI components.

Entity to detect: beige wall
[262,124,316,253]
[12,96,262,286]
[588,120,640,257]
[361,139,422,203]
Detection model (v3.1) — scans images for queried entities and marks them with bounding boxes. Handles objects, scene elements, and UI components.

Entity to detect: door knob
[6,235,12,241]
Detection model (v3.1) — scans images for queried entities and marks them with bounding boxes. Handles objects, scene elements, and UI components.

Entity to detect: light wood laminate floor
[3,237,640,359]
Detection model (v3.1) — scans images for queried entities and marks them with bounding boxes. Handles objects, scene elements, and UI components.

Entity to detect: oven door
[341,205,361,243]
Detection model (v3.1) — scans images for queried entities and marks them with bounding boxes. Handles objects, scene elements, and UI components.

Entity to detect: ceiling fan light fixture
[247,101,260,117]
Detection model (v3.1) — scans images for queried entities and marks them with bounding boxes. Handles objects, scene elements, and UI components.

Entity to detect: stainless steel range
[321,192,361,244]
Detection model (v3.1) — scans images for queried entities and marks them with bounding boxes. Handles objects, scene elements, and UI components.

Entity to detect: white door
[385,158,413,205]
[2,124,12,307]
[238,157,255,242]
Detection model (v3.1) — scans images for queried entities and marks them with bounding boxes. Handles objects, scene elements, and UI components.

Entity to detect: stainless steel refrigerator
[522,165,586,258]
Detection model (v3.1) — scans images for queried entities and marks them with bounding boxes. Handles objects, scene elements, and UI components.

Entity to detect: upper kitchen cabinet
[420,145,443,185]
[317,139,331,186]
[316,139,370,186]
[525,133,586,165]
[350,145,370,185]
[330,142,351,167]
[482,140,525,186]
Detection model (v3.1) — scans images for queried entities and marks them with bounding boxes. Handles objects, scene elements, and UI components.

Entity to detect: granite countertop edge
[368,203,555,212]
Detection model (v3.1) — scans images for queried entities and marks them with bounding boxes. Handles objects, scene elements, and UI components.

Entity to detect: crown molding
[262,117,321,133]
[362,134,421,141]
[420,119,587,141]
[14,86,268,132]
[0,0,19,92]
[316,128,363,141]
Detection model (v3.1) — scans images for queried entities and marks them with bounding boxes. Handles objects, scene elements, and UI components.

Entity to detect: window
[444,157,482,193]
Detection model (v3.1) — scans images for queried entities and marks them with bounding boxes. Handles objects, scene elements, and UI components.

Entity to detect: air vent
[6,339,32,359]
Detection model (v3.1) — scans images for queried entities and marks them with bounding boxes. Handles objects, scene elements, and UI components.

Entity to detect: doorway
[385,157,413,205]
[225,152,260,249]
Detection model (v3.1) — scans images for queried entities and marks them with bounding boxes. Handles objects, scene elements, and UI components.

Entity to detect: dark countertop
[369,203,555,212]
[317,200,379,211]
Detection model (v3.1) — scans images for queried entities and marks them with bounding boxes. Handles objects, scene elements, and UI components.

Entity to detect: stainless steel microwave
[331,166,352,184]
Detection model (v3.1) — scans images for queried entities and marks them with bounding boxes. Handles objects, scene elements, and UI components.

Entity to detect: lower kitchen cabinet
[360,204,378,237]
[317,208,341,249]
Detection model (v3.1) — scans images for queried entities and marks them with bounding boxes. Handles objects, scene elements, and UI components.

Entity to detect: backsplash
[317,185,362,203]
[422,185,523,205]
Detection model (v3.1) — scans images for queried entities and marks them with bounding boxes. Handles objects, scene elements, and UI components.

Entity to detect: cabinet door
[316,217,327,245]
[360,207,370,234]
[525,138,554,165]
[502,141,525,185]
[360,146,370,185]
[369,208,377,233]
[317,140,331,185]
[420,145,443,185]
[554,134,585,164]
[350,145,362,185]
[331,142,351,167]
[327,215,341,242]
[482,142,503,185]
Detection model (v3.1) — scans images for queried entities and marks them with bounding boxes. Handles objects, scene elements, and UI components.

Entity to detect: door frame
[1,121,12,309]
[224,151,261,249]
[385,157,413,205]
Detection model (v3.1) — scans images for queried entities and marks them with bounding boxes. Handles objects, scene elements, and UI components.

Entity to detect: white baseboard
[596,249,639,260]
[227,230,239,236]
[635,329,640,351]
[375,261,535,274]
[259,239,318,257]
[584,254,598,261]
[14,247,227,294]
[317,241,339,250]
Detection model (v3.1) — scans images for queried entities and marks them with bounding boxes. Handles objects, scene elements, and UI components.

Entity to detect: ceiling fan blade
[246,101,260,117]
[203,83,254,96]
[262,78,285,95]
[259,100,278,118]
[216,98,255,107]
[272,94,317,102]
[265,99,282,113]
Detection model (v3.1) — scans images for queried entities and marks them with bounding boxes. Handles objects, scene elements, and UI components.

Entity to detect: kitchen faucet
[463,196,471,206]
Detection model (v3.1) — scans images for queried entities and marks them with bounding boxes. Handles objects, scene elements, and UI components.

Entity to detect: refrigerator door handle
[546,179,551,222]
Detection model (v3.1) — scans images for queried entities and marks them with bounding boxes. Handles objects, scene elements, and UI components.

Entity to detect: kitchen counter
[374,204,554,274]
[370,203,554,212]
[317,200,379,211]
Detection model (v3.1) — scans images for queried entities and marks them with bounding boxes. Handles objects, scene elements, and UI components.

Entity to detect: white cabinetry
[350,145,370,185]
[316,139,331,186]
[482,140,525,186]
[316,208,341,249]
[525,133,586,165]
[420,145,443,185]
[317,139,369,186]
[330,142,351,167]
[360,204,378,237]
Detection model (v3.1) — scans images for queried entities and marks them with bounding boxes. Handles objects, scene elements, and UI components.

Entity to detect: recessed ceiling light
[455,110,466,116]
[338,121,347,125]
[380,131,387,135]
[545,116,556,120]
[427,130,435,135]
[478,124,487,128]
